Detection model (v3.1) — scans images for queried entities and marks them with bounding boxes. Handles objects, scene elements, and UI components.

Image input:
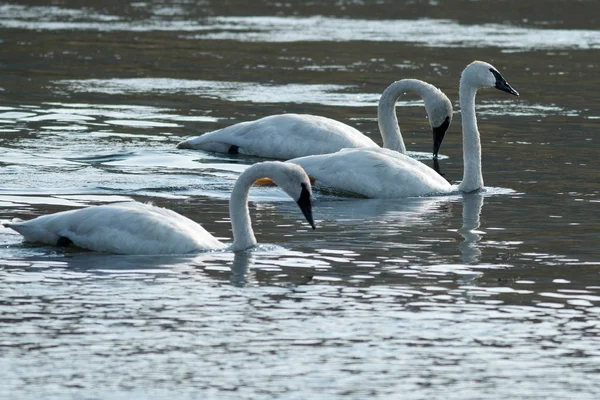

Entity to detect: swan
[2,161,315,254]
[286,61,519,198]
[177,79,453,159]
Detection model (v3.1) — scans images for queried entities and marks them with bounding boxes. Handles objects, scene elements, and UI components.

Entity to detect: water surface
[1,1,599,399]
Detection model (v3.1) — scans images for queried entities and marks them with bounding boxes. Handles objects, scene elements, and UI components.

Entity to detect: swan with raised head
[3,162,315,254]
[286,61,519,198]
[177,79,453,159]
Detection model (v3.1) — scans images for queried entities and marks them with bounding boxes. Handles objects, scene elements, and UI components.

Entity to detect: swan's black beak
[490,68,519,96]
[296,183,316,230]
[432,116,451,158]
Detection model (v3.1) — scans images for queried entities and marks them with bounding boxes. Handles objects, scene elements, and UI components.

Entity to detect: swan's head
[461,60,519,96]
[266,162,316,230]
[422,87,453,158]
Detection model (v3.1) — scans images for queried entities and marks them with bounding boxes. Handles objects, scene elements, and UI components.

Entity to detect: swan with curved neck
[287,61,519,198]
[177,79,452,159]
[2,162,315,254]
[377,79,452,157]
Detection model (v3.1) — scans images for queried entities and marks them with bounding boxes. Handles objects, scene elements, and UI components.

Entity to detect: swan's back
[177,113,377,159]
[290,148,452,198]
[4,202,224,254]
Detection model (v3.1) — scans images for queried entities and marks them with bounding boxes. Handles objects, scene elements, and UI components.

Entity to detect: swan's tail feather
[2,218,23,228]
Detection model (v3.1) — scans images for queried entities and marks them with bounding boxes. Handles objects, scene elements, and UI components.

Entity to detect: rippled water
[1,0,599,399]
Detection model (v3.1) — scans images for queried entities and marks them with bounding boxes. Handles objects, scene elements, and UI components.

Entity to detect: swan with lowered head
[177,79,452,159]
[2,161,315,254]
[286,61,519,198]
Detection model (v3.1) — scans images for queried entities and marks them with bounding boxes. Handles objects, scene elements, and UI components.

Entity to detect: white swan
[177,79,453,159]
[286,61,519,198]
[2,161,315,254]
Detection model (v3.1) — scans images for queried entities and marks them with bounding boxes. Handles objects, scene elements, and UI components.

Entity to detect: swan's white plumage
[291,148,452,198]
[4,202,224,254]
[288,61,519,199]
[178,114,376,159]
[177,79,453,159]
[3,162,315,254]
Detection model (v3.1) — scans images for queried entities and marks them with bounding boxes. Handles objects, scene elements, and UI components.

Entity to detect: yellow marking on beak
[254,178,276,186]
[254,176,315,187]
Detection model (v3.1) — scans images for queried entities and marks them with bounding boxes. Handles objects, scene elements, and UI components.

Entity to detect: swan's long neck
[377,79,433,153]
[229,164,272,251]
[458,81,483,192]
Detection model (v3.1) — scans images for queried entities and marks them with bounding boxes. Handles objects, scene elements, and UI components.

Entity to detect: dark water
[1,1,599,399]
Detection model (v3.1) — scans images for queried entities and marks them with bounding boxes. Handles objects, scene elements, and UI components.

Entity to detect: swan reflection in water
[235,192,487,285]
[229,250,256,287]
[314,195,455,228]
[226,249,322,287]
[457,193,485,264]
[427,154,485,265]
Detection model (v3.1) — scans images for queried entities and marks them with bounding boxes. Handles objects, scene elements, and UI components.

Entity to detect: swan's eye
[299,183,311,200]
[489,68,505,85]
[490,68,519,96]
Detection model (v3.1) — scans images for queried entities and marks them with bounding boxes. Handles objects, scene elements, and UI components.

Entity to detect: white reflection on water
[0,103,219,124]
[57,78,368,107]
[314,195,456,227]
[2,250,600,399]
[0,102,247,197]
[190,16,600,51]
[2,5,600,51]
[54,79,579,117]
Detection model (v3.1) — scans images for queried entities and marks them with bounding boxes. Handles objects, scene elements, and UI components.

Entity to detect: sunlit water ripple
[1,1,600,399]
[53,78,583,118]
[2,4,600,51]
[2,251,600,399]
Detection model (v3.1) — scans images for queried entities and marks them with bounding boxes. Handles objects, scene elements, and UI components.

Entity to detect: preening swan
[287,61,519,198]
[177,79,453,159]
[3,162,316,254]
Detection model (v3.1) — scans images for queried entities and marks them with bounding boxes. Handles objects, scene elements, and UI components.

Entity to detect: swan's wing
[177,114,377,159]
[4,202,225,254]
[289,148,452,198]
